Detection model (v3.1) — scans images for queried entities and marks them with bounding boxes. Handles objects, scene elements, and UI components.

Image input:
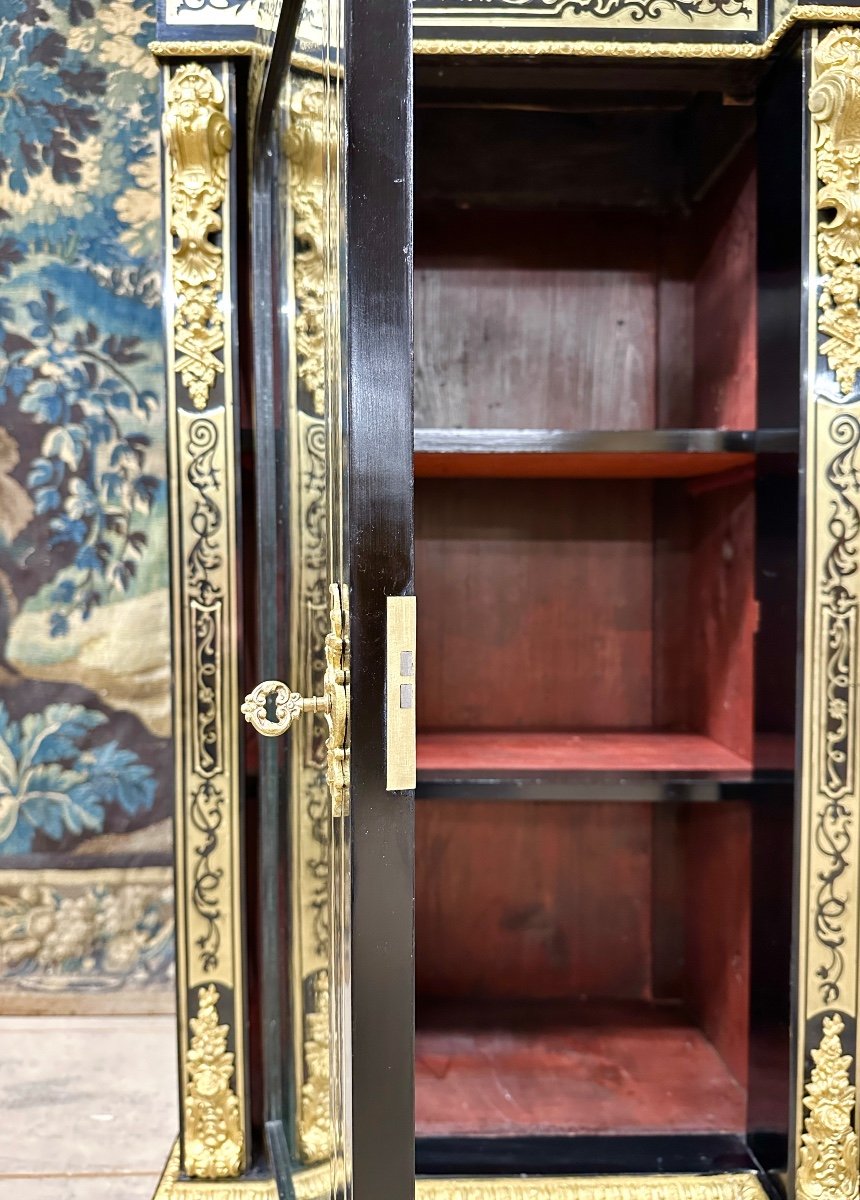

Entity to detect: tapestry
[0,0,174,1008]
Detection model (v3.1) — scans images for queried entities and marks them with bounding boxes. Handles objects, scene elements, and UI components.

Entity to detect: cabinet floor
[415,1000,746,1137]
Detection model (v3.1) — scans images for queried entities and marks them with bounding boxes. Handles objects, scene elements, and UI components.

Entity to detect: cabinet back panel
[416,478,655,730]
[414,160,756,433]
[416,801,655,1000]
[415,213,658,432]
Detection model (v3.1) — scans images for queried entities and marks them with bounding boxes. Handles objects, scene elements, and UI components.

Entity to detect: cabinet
[411,64,796,1171]
[152,4,860,1200]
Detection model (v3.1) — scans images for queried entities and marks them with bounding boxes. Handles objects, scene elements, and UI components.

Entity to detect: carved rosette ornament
[184,985,244,1179]
[164,64,233,410]
[796,1014,860,1200]
[811,29,860,397]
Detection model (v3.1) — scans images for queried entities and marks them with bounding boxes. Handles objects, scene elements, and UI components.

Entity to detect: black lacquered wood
[416,769,793,804]
[344,0,415,1197]
[414,428,798,457]
[416,1134,765,1177]
[746,49,803,1164]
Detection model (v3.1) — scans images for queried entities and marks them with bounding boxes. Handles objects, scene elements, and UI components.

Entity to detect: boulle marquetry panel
[794,25,860,1200]
[411,0,760,44]
[163,59,248,1180]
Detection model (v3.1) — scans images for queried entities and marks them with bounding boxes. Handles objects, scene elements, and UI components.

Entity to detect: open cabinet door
[243,2,414,1198]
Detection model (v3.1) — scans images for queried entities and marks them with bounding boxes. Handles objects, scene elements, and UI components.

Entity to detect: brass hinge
[242,584,350,816]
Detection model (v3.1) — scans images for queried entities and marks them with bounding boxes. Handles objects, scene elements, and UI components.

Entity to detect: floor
[0,1015,178,1200]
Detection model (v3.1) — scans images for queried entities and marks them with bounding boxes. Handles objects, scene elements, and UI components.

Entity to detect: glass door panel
[246,1,414,1197]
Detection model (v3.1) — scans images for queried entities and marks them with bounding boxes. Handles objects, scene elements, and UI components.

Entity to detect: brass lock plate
[386,595,416,791]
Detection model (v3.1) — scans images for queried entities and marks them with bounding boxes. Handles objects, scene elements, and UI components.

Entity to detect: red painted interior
[414,450,755,480]
[417,730,752,773]
[412,157,760,1138]
[415,1001,746,1136]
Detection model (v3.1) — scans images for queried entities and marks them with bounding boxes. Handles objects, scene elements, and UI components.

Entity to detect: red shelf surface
[417,730,752,774]
[415,449,754,480]
[415,1000,746,1137]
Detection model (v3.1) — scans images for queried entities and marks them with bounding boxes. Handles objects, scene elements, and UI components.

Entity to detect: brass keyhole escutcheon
[240,679,329,738]
[241,584,350,815]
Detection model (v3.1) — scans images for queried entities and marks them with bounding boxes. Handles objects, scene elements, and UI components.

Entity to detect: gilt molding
[150,39,259,57]
[796,1014,860,1200]
[811,26,860,399]
[416,1180,765,1200]
[298,969,332,1161]
[184,985,244,1179]
[285,77,327,416]
[154,1149,767,1200]
[164,63,233,410]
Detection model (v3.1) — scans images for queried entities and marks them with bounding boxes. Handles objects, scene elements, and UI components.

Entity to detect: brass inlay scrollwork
[164,57,246,1181]
[413,0,755,31]
[412,7,860,58]
[797,30,860,1193]
[811,29,860,398]
[796,1013,859,1200]
[184,985,244,1180]
[164,64,233,410]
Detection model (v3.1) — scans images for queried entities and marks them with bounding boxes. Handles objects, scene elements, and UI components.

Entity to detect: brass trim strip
[150,39,259,58]
[413,5,860,57]
[283,73,335,1164]
[164,60,248,1179]
[415,1178,768,1199]
[794,24,860,1200]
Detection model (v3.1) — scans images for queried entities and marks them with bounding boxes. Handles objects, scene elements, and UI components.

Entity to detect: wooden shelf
[416,731,793,802]
[414,428,798,479]
[415,1000,746,1137]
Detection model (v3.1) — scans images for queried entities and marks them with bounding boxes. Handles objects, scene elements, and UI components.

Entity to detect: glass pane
[254,0,349,1196]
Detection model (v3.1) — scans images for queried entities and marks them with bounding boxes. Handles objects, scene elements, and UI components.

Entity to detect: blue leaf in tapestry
[0,0,161,287]
[0,0,170,878]
[0,284,161,637]
[0,702,156,855]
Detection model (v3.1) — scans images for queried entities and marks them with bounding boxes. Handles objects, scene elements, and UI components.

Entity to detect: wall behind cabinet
[0,0,174,1010]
